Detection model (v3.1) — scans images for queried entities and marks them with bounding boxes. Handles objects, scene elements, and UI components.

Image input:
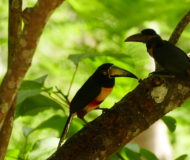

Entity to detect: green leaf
[22,126,33,137]
[68,52,132,66]
[28,138,57,160]
[16,94,63,117]
[5,149,20,160]
[68,53,93,65]
[17,82,42,105]
[175,154,188,160]
[161,116,177,132]
[124,144,141,160]
[125,148,141,160]
[126,144,140,153]
[17,75,48,105]
[43,87,54,94]
[34,75,48,84]
[34,115,64,133]
[124,145,159,160]
[108,154,121,160]
[140,148,159,160]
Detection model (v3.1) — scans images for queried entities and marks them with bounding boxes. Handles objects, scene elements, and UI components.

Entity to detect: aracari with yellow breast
[57,63,138,149]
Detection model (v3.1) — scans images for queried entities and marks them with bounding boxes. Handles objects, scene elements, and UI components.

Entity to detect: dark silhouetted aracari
[57,63,138,150]
[125,28,190,78]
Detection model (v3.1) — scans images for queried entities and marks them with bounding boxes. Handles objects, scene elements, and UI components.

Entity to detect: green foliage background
[0,0,190,159]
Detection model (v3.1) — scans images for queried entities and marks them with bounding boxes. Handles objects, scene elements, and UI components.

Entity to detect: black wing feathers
[153,41,190,76]
[70,76,101,114]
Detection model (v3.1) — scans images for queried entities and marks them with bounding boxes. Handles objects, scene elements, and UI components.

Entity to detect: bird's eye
[102,71,107,75]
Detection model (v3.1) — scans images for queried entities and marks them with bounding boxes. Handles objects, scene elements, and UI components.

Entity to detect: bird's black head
[125,28,159,43]
[141,29,157,36]
[146,36,163,49]
[93,63,138,87]
[94,63,138,79]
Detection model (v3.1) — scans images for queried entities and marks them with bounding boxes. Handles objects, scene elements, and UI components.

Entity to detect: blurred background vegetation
[0,0,190,159]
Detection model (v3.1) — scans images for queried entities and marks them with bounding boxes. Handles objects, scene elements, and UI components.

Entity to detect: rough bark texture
[48,77,190,160]
[0,99,16,159]
[48,10,190,160]
[0,0,65,125]
[0,0,65,159]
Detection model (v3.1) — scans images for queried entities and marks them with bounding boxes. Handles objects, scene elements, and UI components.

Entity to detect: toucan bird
[57,63,138,150]
[125,28,190,78]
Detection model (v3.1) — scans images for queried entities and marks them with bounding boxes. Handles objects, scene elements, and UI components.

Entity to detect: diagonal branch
[0,98,16,160]
[8,0,22,66]
[169,10,190,44]
[49,77,190,160]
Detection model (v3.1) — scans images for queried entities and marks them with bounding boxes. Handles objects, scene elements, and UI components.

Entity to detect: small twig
[42,87,68,106]
[66,63,79,97]
[53,91,68,105]
[55,86,70,105]
[169,10,190,44]
[49,94,68,113]
[54,63,79,106]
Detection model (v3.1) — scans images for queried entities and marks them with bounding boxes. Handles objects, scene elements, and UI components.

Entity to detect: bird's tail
[57,114,73,150]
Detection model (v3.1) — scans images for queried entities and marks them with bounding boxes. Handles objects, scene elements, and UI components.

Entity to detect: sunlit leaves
[16,75,48,105]
[140,148,159,160]
[68,52,132,66]
[16,94,63,117]
[5,149,20,160]
[28,138,57,160]
[109,144,159,160]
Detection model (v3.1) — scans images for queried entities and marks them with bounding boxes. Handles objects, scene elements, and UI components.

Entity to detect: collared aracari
[125,28,190,78]
[57,63,138,149]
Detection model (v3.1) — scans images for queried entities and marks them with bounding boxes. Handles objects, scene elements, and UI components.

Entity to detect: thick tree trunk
[0,0,65,159]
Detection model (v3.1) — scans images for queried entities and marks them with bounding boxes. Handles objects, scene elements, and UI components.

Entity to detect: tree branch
[169,10,190,44]
[49,77,190,160]
[8,0,22,66]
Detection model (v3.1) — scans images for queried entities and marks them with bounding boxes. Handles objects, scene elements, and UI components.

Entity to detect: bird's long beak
[125,33,155,43]
[108,65,138,79]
